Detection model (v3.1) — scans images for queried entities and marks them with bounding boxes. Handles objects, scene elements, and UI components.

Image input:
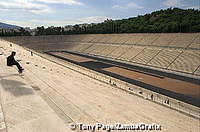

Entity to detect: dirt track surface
[103,66,200,100]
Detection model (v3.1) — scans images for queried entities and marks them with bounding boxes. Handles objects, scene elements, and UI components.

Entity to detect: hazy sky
[0,0,199,28]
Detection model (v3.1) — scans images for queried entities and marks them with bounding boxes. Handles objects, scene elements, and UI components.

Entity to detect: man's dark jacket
[7,55,16,66]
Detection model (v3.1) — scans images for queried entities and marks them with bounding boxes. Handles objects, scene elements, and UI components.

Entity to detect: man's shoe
[19,68,24,73]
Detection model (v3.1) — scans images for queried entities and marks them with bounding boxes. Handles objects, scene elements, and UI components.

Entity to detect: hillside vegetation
[37,8,200,35]
[84,8,200,34]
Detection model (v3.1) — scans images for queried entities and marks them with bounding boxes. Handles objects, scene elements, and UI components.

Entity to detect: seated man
[7,51,24,73]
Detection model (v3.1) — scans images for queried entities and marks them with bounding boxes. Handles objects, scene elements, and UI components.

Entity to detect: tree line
[0,28,30,37]
[78,8,200,34]
[35,8,200,35]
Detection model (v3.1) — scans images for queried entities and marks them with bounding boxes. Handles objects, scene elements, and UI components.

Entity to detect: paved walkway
[0,39,199,132]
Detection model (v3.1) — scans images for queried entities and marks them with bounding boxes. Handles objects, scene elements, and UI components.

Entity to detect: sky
[0,0,199,28]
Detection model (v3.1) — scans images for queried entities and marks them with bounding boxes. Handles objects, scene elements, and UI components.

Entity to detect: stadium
[0,32,199,131]
[0,1,200,132]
